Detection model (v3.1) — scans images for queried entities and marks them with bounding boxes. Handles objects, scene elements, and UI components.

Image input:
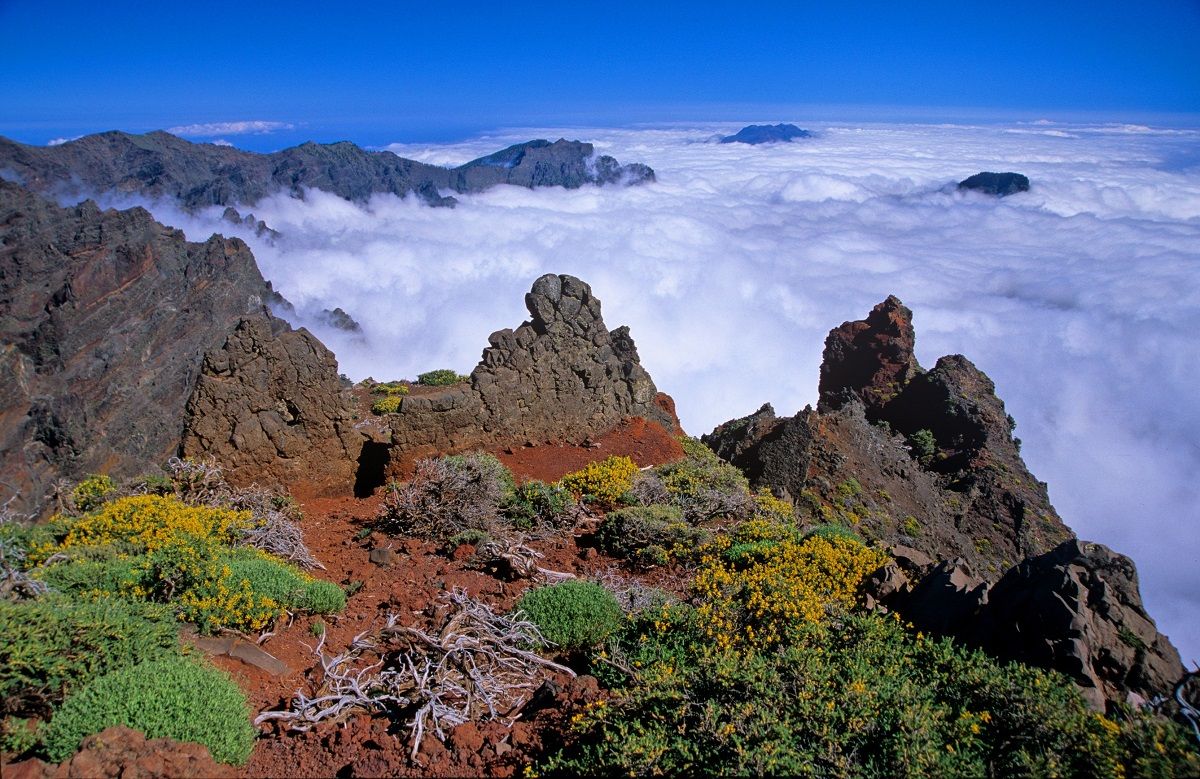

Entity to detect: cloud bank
[135,121,1200,663]
[165,120,294,137]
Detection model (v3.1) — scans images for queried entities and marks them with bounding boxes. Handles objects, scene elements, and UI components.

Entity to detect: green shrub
[71,475,116,512]
[417,369,469,386]
[595,505,711,568]
[0,596,180,717]
[504,480,575,529]
[908,428,937,462]
[803,523,865,545]
[220,550,346,614]
[44,656,254,765]
[371,395,403,415]
[369,381,409,396]
[641,438,753,521]
[517,581,623,652]
[545,610,1200,777]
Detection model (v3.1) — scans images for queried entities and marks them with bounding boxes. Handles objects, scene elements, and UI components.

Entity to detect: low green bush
[369,381,409,396]
[504,480,575,529]
[516,580,623,652]
[220,550,346,614]
[641,438,754,522]
[595,505,711,568]
[44,656,255,765]
[803,523,865,545]
[908,428,937,462]
[417,369,469,386]
[545,609,1200,777]
[71,475,116,512]
[0,596,180,717]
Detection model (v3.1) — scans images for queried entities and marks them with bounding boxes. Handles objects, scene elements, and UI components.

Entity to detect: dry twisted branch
[256,589,574,762]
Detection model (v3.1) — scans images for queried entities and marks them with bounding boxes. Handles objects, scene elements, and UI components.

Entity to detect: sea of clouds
[132,120,1200,663]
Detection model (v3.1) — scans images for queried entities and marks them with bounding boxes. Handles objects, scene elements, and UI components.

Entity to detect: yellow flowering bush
[693,525,888,649]
[557,456,640,508]
[33,495,250,561]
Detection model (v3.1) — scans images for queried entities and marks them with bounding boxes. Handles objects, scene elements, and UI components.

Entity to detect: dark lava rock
[957,171,1030,196]
[318,306,362,333]
[0,131,655,211]
[970,539,1184,710]
[706,295,1072,578]
[720,123,812,145]
[180,316,364,493]
[221,205,278,239]
[818,295,920,417]
[0,181,275,515]
[379,273,678,481]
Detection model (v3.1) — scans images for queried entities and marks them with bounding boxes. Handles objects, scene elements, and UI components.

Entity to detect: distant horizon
[5,105,1200,155]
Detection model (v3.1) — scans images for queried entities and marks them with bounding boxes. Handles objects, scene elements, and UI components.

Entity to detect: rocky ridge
[0,132,654,210]
[704,295,1183,708]
[360,274,679,487]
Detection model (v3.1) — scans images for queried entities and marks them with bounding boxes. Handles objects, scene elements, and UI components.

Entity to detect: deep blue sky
[2,0,1198,148]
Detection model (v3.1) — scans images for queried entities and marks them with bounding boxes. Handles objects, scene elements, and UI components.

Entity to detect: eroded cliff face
[704,295,1183,707]
[368,274,679,483]
[0,181,273,514]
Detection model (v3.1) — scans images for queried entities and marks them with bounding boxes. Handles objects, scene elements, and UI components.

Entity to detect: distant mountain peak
[720,123,812,145]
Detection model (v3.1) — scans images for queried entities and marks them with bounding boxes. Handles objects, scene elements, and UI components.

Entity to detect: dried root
[256,589,574,761]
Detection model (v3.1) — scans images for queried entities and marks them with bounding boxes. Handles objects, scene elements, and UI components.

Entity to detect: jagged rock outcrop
[317,307,362,333]
[706,296,1071,576]
[719,124,812,144]
[0,181,274,515]
[373,274,677,483]
[0,131,654,210]
[817,295,920,417]
[970,539,1184,710]
[706,295,1183,707]
[957,171,1030,196]
[181,316,363,492]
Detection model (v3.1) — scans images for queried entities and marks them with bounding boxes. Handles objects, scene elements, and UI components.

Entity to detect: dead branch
[255,588,575,763]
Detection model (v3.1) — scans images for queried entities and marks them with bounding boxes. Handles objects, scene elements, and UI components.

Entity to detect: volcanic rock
[180,315,363,492]
[377,274,678,484]
[317,306,362,333]
[969,539,1184,710]
[5,726,231,778]
[0,131,655,210]
[957,171,1030,196]
[0,181,275,515]
[720,124,812,144]
[818,295,920,417]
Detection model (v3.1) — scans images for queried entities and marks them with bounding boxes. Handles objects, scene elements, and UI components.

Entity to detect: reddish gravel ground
[4,415,688,778]
[228,416,684,777]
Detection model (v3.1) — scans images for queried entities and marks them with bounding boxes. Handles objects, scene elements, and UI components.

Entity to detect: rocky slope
[0,132,654,210]
[0,180,275,515]
[704,295,1183,707]
[352,274,680,489]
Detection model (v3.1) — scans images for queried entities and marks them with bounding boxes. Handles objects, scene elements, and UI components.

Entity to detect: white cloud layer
[132,121,1200,663]
[165,120,294,137]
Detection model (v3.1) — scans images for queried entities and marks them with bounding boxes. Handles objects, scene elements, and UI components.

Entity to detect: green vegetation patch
[44,656,255,765]
[0,595,181,717]
[417,369,470,386]
[517,580,623,652]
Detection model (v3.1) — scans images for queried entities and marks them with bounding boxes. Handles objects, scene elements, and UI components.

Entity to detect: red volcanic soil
[227,416,684,777]
[4,415,688,777]
[493,416,685,483]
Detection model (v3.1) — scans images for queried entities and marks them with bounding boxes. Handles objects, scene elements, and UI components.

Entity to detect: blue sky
[1,0,1198,147]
